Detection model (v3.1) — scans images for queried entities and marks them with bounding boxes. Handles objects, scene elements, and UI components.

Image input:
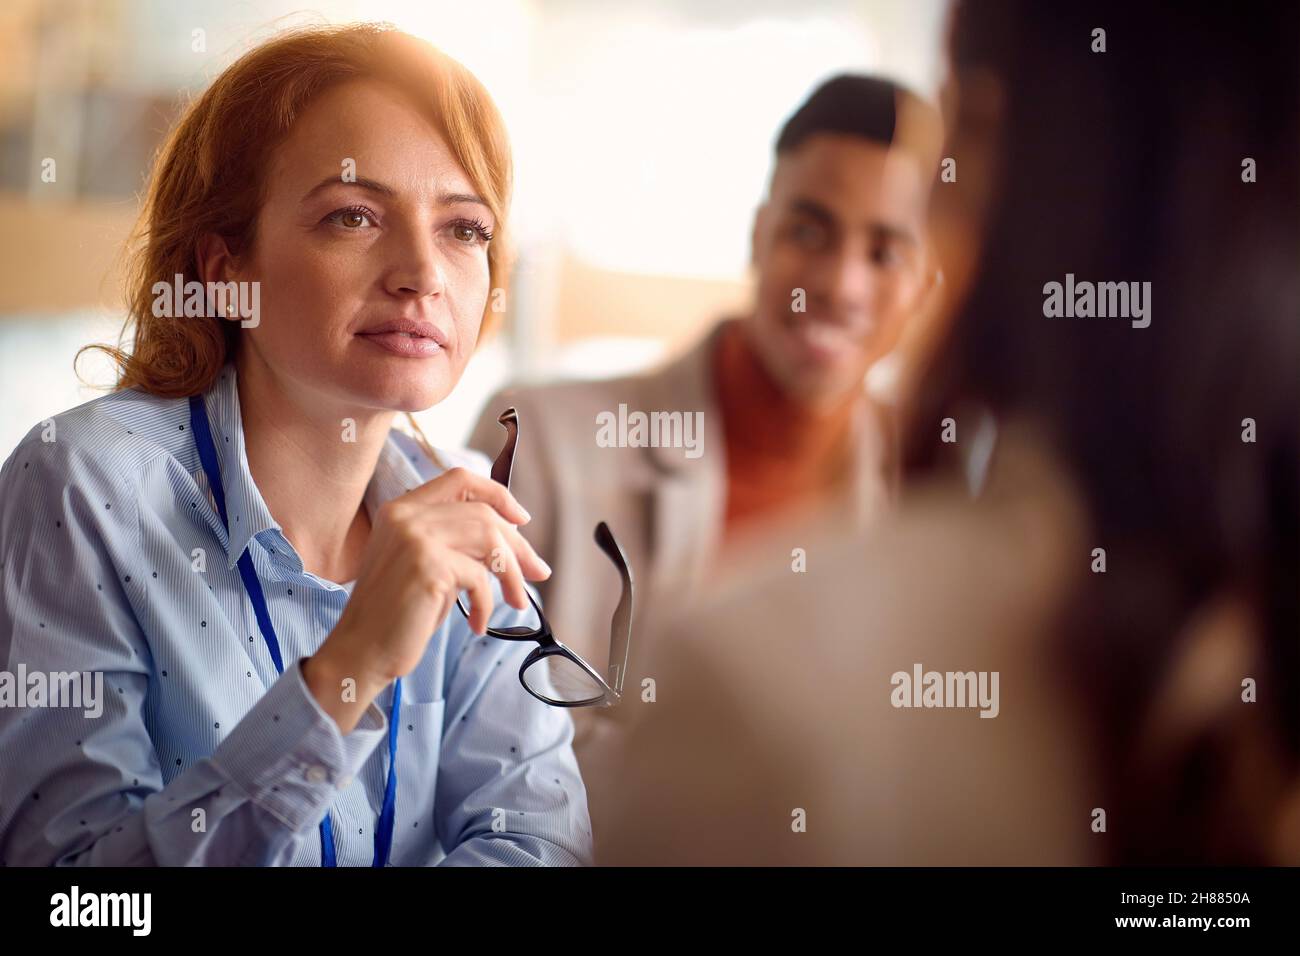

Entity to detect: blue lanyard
[188,395,401,867]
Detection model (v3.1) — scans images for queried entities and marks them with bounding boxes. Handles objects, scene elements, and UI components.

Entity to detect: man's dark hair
[775,74,939,159]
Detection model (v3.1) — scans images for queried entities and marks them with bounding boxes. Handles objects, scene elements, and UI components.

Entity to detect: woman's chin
[335,375,452,415]
[344,347,456,407]
[379,385,452,414]
[396,380,457,413]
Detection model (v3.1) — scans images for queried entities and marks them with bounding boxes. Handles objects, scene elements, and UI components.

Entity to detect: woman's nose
[383,225,447,299]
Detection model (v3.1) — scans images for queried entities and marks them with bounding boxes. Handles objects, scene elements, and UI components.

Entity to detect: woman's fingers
[410,466,531,525]
[436,507,537,615]
[434,501,551,585]
[486,526,530,611]
[498,520,551,581]
[377,480,550,633]
[448,549,495,636]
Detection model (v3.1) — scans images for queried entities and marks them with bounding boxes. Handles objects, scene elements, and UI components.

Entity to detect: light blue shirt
[0,365,592,866]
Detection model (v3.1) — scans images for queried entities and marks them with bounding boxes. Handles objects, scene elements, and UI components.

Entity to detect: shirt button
[337,774,353,789]
[304,765,329,784]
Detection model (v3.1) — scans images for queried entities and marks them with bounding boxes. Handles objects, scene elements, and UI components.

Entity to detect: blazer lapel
[639,323,728,609]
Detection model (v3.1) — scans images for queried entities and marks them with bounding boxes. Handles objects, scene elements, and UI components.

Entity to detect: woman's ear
[195,232,238,286]
[195,233,249,325]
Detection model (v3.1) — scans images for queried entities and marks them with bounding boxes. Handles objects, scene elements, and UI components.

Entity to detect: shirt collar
[201,364,425,572]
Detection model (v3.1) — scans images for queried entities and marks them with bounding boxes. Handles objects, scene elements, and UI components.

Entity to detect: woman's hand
[303,467,550,731]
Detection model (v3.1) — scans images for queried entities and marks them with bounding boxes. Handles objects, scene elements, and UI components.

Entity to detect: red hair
[83,22,512,412]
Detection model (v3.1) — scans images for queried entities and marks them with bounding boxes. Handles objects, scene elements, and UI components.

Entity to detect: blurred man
[470,75,942,669]
[470,74,941,859]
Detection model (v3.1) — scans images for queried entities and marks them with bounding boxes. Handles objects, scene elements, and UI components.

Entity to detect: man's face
[747,133,932,408]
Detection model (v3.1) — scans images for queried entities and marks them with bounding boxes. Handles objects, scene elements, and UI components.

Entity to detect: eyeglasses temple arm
[594,521,634,697]
[456,406,520,620]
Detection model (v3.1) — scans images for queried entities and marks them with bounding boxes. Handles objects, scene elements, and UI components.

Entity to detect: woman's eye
[449,220,492,244]
[326,207,376,229]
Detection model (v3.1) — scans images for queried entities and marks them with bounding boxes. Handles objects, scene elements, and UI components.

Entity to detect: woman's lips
[356,330,445,357]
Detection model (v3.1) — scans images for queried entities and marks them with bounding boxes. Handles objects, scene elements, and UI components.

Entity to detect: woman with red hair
[0,24,589,867]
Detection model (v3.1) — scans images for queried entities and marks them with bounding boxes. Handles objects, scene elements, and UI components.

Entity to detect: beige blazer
[468,318,897,672]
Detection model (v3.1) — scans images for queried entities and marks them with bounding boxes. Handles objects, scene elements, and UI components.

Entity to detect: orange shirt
[712,320,858,536]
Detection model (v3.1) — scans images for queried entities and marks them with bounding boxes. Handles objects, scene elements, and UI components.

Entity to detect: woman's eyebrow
[301,175,396,203]
[438,191,490,210]
[299,175,488,211]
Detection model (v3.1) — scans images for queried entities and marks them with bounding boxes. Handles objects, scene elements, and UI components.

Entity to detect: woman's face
[225,78,495,415]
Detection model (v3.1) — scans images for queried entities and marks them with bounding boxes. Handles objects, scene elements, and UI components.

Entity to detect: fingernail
[520,507,532,523]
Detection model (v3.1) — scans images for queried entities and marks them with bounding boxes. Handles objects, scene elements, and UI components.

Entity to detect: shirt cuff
[210,658,388,832]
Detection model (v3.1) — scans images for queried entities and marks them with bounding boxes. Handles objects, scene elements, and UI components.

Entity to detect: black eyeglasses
[455,407,634,708]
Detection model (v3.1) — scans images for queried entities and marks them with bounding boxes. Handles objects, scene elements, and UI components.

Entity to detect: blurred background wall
[0,0,947,458]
